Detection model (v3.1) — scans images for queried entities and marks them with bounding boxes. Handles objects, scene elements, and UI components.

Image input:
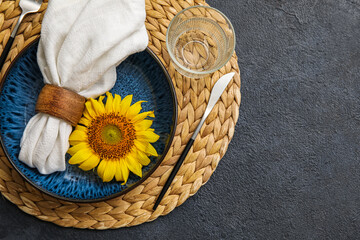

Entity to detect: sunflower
[67,92,159,184]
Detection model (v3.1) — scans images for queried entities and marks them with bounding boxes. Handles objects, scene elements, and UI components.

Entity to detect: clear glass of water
[166,6,236,78]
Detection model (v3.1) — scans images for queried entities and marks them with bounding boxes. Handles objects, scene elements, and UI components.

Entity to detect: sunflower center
[101,124,122,145]
[87,113,136,159]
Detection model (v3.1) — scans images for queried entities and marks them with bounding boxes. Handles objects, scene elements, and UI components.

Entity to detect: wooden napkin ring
[35,84,86,127]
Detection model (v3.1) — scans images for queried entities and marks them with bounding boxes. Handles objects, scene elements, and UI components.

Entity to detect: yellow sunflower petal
[136,130,160,143]
[68,148,93,165]
[145,143,158,157]
[97,160,107,179]
[79,117,91,127]
[69,130,87,145]
[78,154,100,171]
[102,160,116,182]
[113,94,122,112]
[126,155,142,178]
[126,101,146,119]
[134,139,146,152]
[115,161,124,181]
[90,98,105,115]
[118,95,133,116]
[131,111,155,123]
[136,150,151,166]
[67,142,89,156]
[134,120,153,131]
[98,95,105,104]
[82,108,92,120]
[120,159,129,185]
[85,101,97,118]
[75,125,87,132]
[105,92,114,112]
[134,140,158,157]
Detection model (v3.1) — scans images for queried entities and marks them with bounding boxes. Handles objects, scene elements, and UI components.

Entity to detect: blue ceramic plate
[0,39,177,202]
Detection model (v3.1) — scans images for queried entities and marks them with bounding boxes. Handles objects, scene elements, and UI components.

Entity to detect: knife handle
[0,36,14,71]
[153,138,195,210]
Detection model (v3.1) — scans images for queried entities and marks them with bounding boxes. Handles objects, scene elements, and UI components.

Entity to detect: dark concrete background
[0,0,359,239]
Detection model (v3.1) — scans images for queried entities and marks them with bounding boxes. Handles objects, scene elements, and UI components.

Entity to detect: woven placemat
[0,0,241,229]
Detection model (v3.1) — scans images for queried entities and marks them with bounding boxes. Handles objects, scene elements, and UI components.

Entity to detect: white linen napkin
[19,0,148,174]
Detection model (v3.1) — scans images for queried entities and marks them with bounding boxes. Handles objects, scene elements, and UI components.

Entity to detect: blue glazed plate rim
[0,38,178,203]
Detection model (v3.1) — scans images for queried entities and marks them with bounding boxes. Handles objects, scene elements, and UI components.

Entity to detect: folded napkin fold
[19,0,148,174]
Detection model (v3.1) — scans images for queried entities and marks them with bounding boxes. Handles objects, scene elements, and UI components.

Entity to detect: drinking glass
[166,6,236,78]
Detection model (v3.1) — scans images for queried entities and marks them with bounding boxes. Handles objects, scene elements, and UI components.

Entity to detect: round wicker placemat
[0,0,241,229]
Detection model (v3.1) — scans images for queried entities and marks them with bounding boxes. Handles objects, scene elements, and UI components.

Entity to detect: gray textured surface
[0,0,360,239]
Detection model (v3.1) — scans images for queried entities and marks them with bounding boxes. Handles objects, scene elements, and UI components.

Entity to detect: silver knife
[153,72,236,210]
